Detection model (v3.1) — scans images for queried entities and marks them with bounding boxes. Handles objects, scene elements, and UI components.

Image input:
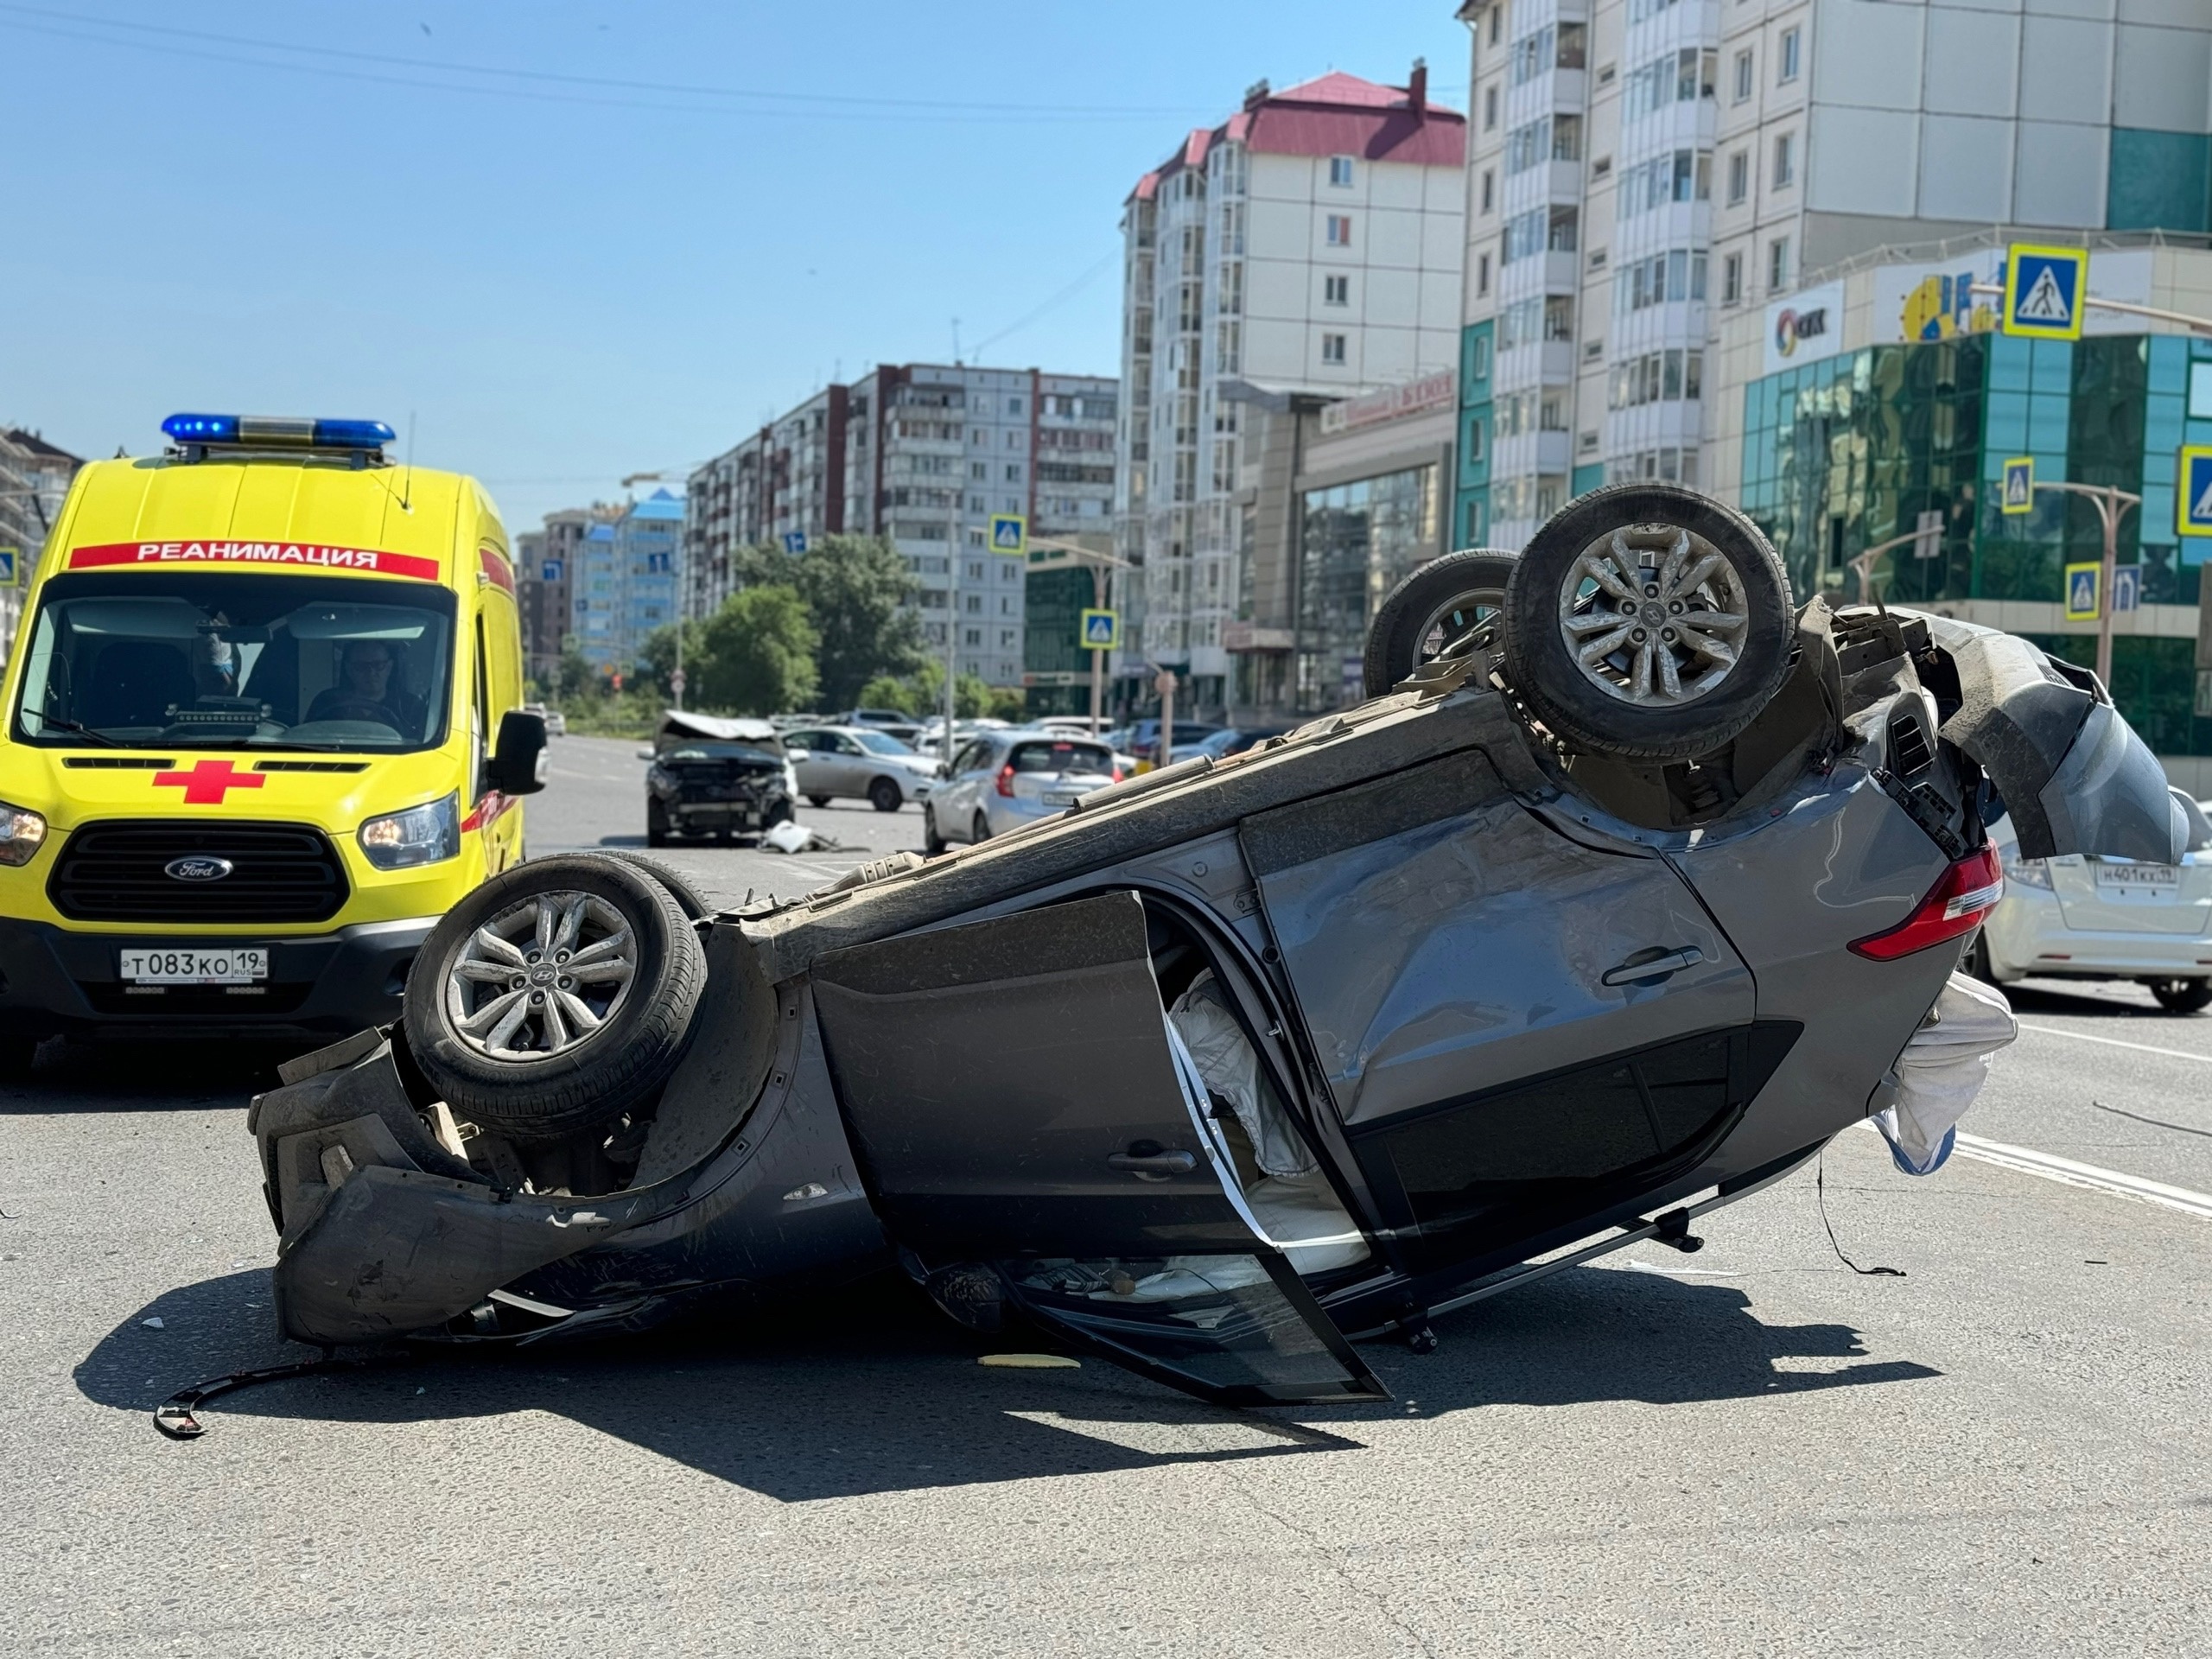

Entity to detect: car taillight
[1111,766,1124,782]
[995,764,1016,798]
[1848,842,2004,961]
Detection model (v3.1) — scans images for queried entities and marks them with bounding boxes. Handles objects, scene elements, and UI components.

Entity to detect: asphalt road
[4,736,2211,1656]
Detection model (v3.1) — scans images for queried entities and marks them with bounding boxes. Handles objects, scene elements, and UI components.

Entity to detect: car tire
[1500,482,1795,762]
[868,777,904,813]
[1963,930,1996,984]
[972,811,991,843]
[1363,548,1518,699]
[645,796,671,849]
[923,804,948,856]
[402,855,707,1142]
[578,851,713,921]
[2146,977,2212,1014]
[806,795,832,810]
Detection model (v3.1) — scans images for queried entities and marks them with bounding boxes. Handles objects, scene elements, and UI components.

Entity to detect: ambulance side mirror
[489,709,550,796]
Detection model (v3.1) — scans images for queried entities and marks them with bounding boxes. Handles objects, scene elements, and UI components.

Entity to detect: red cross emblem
[152,760,267,805]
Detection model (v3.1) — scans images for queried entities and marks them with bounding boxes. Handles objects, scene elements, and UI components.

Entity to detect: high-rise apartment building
[1118,69,1467,720]
[1457,0,2212,554]
[566,492,682,677]
[683,385,850,620]
[687,365,1118,690]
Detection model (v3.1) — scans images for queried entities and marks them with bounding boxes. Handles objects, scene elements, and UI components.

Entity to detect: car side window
[954,741,987,773]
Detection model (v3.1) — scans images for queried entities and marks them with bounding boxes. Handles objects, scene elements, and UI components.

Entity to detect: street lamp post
[2033,481,2141,688]
[1029,535,1135,737]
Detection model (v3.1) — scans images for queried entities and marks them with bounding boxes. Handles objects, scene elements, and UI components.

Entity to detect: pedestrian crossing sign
[2001,457,2034,516]
[2064,562,2101,622]
[2002,245,2087,340]
[2180,446,2212,538]
[989,513,1027,556]
[1079,607,1119,650]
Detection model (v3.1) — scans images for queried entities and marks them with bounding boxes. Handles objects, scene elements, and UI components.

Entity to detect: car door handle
[1602,946,1705,987]
[1107,1150,1198,1178]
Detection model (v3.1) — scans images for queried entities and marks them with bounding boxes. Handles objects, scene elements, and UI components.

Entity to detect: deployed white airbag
[1873,971,2018,1175]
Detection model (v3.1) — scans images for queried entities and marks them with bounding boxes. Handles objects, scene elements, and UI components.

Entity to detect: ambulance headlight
[359,793,460,869]
[0,800,48,867]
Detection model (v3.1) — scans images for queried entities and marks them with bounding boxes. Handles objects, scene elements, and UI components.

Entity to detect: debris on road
[761,820,849,854]
[979,1354,1081,1370]
[140,1316,164,1330]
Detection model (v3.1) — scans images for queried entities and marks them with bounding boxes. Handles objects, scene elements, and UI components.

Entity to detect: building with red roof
[1116,65,1467,721]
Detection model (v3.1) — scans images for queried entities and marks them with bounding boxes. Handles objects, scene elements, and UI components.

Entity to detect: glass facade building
[1738,331,2212,756]
[1297,463,1439,710]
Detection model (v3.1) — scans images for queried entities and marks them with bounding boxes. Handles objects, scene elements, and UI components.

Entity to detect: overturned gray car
[246,485,2183,1408]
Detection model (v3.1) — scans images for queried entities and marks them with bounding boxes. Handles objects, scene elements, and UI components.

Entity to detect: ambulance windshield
[13,570,457,752]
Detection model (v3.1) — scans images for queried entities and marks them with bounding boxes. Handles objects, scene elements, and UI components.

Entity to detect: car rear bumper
[1983,893,2212,980]
[0,913,438,1040]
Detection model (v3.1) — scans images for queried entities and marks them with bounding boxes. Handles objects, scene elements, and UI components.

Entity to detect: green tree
[855,674,918,715]
[694,586,819,715]
[639,618,709,700]
[732,534,925,711]
[985,686,1028,721]
[554,644,602,703]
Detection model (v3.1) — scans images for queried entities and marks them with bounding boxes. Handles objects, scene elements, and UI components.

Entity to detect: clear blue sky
[2,1,1467,533]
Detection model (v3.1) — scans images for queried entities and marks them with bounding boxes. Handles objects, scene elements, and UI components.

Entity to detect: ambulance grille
[48,821,350,924]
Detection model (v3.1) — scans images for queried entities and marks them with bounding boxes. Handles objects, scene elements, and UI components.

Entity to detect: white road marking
[2013,1021,2212,1066]
[1948,1133,2212,1221]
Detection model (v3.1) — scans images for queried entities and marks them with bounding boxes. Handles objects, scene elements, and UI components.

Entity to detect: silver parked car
[780,724,938,813]
[925,729,1120,852]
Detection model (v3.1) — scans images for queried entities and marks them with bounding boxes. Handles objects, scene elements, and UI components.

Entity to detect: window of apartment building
[1325,274,1350,306]
[1617,248,1708,311]
[1507,118,1548,175]
[1465,417,1484,461]
[1539,392,1568,431]
[1325,213,1353,246]
[1768,236,1791,292]
[1480,169,1495,213]
[1626,48,1717,119]
[1008,397,1024,415]
[1321,333,1348,365]
[1772,131,1796,188]
[1484,84,1499,130]
[1779,28,1801,83]
[1498,293,1575,349]
[1328,155,1355,187]
[1622,149,1711,216]
[1610,348,1704,409]
[1005,464,1023,482]
[1477,251,1491,296]
[1733,48,1753,102]
[1580,429,1600,453]
[1584,335,1605,359]
[1553,114,1583,162]
[1727,149,1749,206]
[1470,333,1491,378]
[1215,318,1242,373]
[964,627,981,645]
[1723,251,1744,303]
[1489,4,1502,45]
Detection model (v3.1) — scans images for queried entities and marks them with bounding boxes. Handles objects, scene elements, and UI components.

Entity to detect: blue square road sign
[2003,245,2086,340]
[2112,564,2140,614]
[989,513,1027,555]
[2064,562,2101,622]
[2180,447,2212,538]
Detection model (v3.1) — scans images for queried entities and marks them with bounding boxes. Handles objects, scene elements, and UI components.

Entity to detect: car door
[784,730,835,797]
[1241,748,1759,1271]
[810,890,1388,1407]
[942,741,988,836]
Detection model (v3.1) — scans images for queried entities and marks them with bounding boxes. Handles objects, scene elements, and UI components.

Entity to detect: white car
[779,724,938,813]
[1976,787,2212,1011]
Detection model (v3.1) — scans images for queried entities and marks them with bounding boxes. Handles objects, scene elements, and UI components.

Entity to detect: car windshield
[13,570,456,752]
[852,729,913,755]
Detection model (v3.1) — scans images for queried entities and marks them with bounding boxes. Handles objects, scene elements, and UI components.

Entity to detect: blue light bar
[161,413,397,449]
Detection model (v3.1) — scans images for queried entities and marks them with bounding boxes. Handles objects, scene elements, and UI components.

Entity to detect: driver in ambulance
[307,639,425,734]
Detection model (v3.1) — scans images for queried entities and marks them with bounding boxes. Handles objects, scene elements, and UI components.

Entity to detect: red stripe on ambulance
[67,540,442,582]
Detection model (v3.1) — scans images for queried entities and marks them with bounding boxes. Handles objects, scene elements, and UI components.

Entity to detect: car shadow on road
[0,1037,289,1112]
[78,1259,1937,1502]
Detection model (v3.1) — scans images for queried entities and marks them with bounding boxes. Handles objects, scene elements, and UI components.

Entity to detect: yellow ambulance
[0,414,547,1075]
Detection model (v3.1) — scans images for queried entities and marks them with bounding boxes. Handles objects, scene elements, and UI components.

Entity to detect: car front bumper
[0,913,439,1040]
[1983,889,2212,981]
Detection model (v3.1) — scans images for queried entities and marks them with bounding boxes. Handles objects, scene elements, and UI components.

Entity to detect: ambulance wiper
[23,706,121,747]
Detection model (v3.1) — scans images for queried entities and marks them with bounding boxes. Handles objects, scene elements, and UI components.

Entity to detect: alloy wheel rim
[1557,525,1750,707]
[443,890,636,1062]
[1411,585,1507,671]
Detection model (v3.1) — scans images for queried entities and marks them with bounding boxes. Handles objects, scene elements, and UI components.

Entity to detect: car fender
[1920,613,2181,862]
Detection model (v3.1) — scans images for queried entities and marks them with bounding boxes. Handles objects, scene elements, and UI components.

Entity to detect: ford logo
[165,856,234,882]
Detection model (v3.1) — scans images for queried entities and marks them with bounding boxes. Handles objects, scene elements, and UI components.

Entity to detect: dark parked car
[246,486,2182,1409]
[642,711,794,846]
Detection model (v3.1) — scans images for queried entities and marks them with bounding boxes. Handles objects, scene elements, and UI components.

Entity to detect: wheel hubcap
[444,891,636,1062]
[1558,526,1750,707]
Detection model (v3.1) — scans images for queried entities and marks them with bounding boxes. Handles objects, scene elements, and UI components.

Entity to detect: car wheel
[923,804,948,856]
[1363,548,1518,699]
[806,795,832,810]
[577,851,713,921]
[1500,482,1795,762]
[645,796,671,849]
[972,811,992,842]
[1963,930,1996,984]
[868,777,904,814]
[2146,977,2212,1014]
[402,855,707,1142]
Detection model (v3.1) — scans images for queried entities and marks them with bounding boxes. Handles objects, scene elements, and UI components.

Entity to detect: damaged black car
[247,485,2183,1409]
[643,711,796,847]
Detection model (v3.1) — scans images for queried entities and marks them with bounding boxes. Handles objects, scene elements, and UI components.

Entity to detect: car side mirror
[489,709,550,796]
[785,746,810,760]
